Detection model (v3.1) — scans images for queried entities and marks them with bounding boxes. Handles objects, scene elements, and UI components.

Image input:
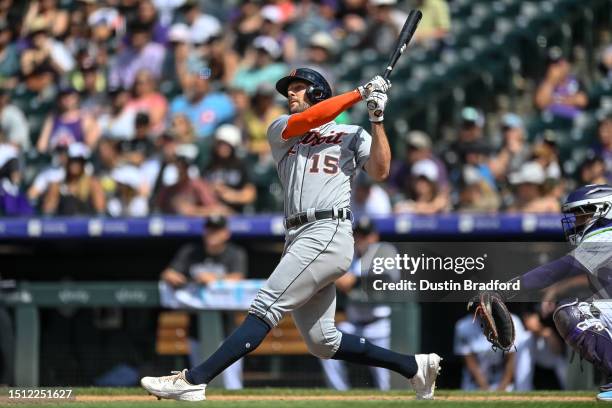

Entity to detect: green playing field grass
[0,388,604,408]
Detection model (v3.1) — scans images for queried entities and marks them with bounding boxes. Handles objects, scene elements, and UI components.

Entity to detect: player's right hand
[366,91,387,122]
[358,75,391,99]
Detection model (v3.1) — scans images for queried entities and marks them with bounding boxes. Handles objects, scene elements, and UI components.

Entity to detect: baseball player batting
[140,68,441,401]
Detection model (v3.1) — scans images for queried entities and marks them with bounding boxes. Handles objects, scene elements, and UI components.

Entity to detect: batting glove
[366,91,387,122]
[358,75,391,99]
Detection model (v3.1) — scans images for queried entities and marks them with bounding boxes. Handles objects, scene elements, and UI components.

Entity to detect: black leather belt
[285,208,353,230]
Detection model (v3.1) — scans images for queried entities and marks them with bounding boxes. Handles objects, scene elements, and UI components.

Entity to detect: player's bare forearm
[364,122,391,181]
[464,354,489,390]
[497,353,515,391]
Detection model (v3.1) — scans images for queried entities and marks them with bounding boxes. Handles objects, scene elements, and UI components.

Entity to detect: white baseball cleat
[409,353,442,400]
[140,369,206,401]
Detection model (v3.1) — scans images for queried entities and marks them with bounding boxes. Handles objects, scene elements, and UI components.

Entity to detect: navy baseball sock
[332,333,418,378]
[185,313,270,385]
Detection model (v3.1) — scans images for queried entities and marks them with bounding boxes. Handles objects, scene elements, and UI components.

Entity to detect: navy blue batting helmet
[561,184,612,244]
[275,68,332,104]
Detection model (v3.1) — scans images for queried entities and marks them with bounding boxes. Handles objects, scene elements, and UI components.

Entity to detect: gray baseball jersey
[248,115,374,359]
[267,115,372,217]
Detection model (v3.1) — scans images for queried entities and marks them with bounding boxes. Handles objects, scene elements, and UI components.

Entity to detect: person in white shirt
[107,164,149,217]
[454,313,528,391]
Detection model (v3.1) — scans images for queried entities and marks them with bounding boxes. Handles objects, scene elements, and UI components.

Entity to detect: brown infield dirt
[72,395,593,402]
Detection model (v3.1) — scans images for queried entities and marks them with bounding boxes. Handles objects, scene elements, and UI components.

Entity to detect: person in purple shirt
[169,67,235,139]
[0,157,33,216]
[535,47,588,120]
[108,22,166,89]
[137,0,169,45]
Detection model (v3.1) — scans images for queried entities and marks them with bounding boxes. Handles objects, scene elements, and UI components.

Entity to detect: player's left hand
[366,91,387,122]
[358,75,391,99]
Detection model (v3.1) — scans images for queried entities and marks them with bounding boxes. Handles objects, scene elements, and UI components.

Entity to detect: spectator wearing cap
[179,0,221,46]
[22,0,69,38]
[231,35,287,95]
[302,31,336,86]
[20,18,75,76]
[458,107,485,143]
[107,164,149,217]
[506,162,560,213]
[108,22,166,89]
[161,214,247,389]
[259,4,297,63]
[361,0,408,55]
[86,2,122,45]
[42,143,106,215]
[0,89,29,151]
[455,138,497,193]
[127,69,168,136]
[0,21,19,88]
[320,216,398,391]
[154,143,228,216]
[37,86,100,153]
[579,155,607,185]
[351,171,392,216]
[535,47,588,121]
[389,130,448,196]
[204,124,256,213]
[412,0,450,45]
[445,107,486,173]
[490,113,530,181]
[243,83,286,157]
[394,158,449,214]
[594,113,612,183]
[170,61,235,138]
[456,166,500,212]
[0,144,33,216]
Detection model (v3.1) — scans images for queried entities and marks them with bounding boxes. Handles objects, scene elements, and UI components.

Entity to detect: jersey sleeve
[353,128,372,170]
[267,114,298,163]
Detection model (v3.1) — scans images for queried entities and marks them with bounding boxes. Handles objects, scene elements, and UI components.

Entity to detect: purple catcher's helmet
[561,184,612,244]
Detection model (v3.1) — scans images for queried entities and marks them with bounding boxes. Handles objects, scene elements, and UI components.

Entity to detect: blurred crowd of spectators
[0,0,609,217]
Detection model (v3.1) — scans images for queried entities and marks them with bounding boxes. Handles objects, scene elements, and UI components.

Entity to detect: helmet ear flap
[306,85,324,104]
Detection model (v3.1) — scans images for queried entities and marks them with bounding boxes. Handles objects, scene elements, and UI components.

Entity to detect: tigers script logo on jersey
[288,130,348,155]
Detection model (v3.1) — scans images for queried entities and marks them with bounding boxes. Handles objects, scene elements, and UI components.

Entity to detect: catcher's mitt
[467,291,515,352]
